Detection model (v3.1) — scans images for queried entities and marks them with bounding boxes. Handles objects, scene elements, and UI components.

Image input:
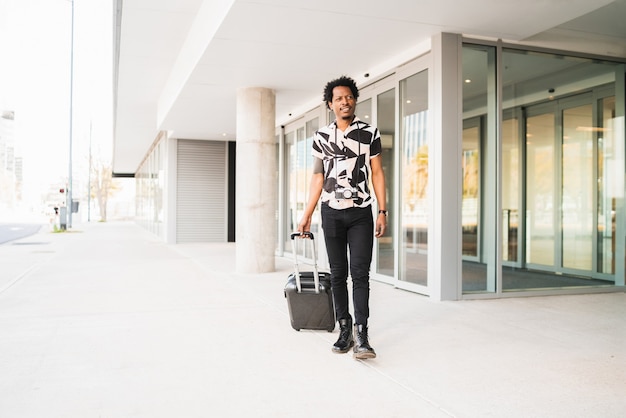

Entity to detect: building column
[431,33,463,301]
[235,87,277,273]
[164,133,178,245]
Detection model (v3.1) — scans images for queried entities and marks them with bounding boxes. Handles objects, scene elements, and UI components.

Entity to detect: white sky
[0,0,112,203]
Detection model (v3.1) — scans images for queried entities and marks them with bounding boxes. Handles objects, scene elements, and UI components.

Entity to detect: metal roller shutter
[176,139,227,243]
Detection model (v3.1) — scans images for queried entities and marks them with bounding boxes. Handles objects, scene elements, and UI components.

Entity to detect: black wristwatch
[378,210,388,216]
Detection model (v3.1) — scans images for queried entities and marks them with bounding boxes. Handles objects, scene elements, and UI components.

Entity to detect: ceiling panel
[114,0,624,174]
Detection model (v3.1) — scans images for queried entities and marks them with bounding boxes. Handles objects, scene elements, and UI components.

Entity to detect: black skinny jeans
[321,203,374,326]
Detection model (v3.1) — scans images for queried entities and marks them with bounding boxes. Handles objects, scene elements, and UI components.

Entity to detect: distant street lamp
[88,120,92,222]
[67,0,74,228]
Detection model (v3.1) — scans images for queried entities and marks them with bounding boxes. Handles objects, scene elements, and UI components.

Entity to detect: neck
[336,115,354,131]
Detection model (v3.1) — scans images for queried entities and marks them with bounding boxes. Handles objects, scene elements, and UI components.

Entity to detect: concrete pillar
[431,32,463,301]
[235,87,277,273]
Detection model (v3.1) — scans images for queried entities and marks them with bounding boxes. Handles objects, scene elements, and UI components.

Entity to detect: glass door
[283,127,300,255]
[375,88,396,279]
[561,102,594,271]
[502,112,521,266]
[519,93,616,285]
[461,88,619,292]
[526,98,595,273]
[282,110,323,259]
[597,96,617,275]
[462,119,481,262]
[525,107,557,269]
[356,81,396,281]
[459,45,624,295]
[399,69,429,288]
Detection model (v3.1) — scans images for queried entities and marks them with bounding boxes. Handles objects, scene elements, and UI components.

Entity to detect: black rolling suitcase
[284,232,335,332]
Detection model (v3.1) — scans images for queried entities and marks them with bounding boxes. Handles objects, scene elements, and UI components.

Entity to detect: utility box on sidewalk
[59,207,67,230]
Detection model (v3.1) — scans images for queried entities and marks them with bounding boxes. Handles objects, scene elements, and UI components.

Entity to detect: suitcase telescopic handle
[290,231,314,240]
[290,231,320,294]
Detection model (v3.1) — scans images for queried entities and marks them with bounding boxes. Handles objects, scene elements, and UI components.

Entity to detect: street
[0,223,45,245]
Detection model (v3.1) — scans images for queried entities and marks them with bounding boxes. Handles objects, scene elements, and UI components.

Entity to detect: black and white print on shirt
[312,117,382,210]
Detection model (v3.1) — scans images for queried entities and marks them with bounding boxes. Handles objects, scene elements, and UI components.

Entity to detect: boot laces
[339,323,351,340]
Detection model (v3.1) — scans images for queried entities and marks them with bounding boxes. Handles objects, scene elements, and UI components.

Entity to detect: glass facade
[400,71,429,286]
[136,137,164,238]
[461,44,497,292]
[462,44,625,294]
[280,74,430,287]
[376,88,396,278]
[283,115,320,259]
[284,129,297,253]
[276,38,624,299]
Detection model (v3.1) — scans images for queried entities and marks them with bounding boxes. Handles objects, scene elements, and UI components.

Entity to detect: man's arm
[371,154,387,238]
[297,158,324,233]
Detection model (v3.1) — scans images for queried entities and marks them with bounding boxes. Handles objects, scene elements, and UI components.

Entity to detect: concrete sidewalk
[0,221,624,417]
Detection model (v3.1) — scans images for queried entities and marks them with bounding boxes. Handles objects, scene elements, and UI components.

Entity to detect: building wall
[136,133,233,244]
[278,34,626,300]
[135,132,166,239]
[135,32,626,300]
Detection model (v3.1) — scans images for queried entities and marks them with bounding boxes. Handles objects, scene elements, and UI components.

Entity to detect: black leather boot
[353,324,376,359]
[332,318,354,353]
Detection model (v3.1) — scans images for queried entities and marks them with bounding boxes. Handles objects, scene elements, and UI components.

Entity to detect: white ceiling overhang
[113,0,626,174]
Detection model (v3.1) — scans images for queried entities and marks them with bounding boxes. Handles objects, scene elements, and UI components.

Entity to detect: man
[298,75,387,359]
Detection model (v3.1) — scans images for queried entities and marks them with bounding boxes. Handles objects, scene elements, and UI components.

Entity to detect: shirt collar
[331,116,363,131]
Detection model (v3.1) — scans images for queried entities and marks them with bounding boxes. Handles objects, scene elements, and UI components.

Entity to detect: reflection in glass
[562,104,593,270]
[597,97,616,274]
[461,44,495,292]
[462,123,479,258]
[502,116,520,263]
[284,130,297,254]
[400,70,428,285]
[304,118,319,258]
[526,112,555,267]
[136,139,164,237]
[356,98,371,123]
[284,120,320,259]
[508,50,621,289]
[376,89,396,277]
[462,44,622,293]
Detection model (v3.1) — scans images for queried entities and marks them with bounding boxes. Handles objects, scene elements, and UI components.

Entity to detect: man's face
[328,86,356,121]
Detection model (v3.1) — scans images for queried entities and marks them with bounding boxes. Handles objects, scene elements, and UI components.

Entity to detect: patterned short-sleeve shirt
[312,117,382,210]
